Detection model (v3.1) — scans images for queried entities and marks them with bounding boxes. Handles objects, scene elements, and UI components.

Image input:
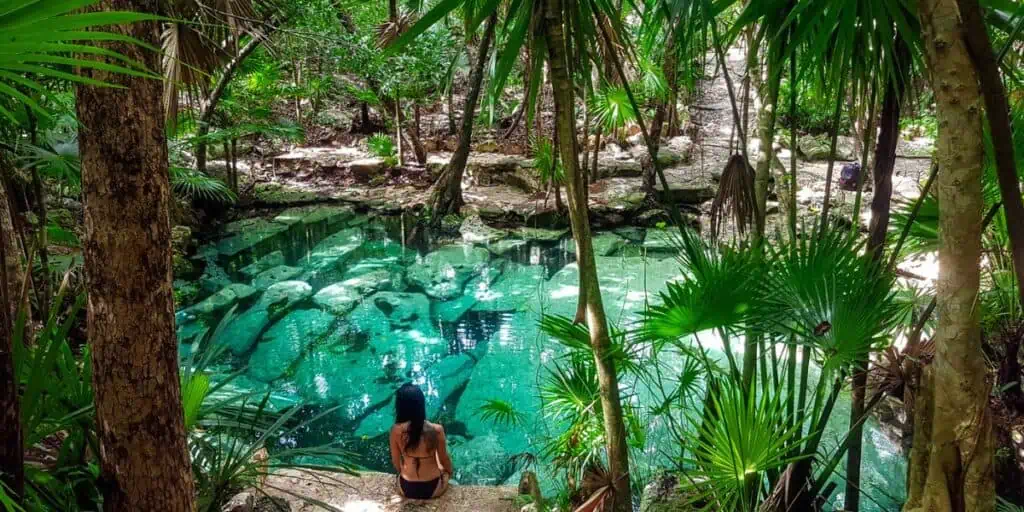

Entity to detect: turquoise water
[175,207,906,509]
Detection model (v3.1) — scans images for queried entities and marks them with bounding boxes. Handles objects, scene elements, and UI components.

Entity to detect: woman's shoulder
[424,421,445,434]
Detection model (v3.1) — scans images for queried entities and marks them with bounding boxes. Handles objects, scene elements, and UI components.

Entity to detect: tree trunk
[428,13,497,218]
[544,1,631,510]
[195,35,266,173]
[845,38,909,512]
[958,0,1024,314]
[74,2,196,510]
[447,86,458,136]
[389,0,398,22]
[754,56,782,246]
[0,153,23,501]
[904,0,994,509]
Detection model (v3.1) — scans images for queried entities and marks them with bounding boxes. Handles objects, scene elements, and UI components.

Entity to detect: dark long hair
[395,383,426,450]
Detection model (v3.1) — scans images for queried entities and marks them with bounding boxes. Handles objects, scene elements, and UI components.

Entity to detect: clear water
[176,209,906,510]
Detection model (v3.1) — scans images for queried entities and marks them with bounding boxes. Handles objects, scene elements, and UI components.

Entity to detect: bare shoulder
[392,422,409,436]
[426,421,446,435]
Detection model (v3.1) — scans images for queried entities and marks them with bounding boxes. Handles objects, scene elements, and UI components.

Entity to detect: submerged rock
[342,267,405,295]
[199,262,233,296]
[471,263,547,313]
[642,228,679,254]
[189,283,258,317]
[240,251,286,279]
[216,220,289,258]
[564,232,626,257]
[312,283,362,315]
[213,281,313,356]
[488,239,527,257]
[252,265,303,290]
[370,291,431,329]
[248,309,340,382]
[353,348,485,438]
[407,245,492,300]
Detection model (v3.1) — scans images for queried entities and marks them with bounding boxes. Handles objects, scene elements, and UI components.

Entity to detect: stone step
[239,470,520,512]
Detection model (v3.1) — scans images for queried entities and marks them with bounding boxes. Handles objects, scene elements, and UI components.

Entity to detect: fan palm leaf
[0,0,159,120]
[759,228,900,374]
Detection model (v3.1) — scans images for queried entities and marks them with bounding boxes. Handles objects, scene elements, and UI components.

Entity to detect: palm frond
[0,1,159,120]
[475,399,528,428]
[170,166,237,204]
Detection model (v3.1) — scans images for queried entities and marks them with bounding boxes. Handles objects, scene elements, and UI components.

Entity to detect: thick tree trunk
[846,39,909,512]
[428,13,497,218]
[904,0,994,509]
[0,153,23,500]
[958,0,1024,313]
[74,2,196,510]
[544,1,631,510]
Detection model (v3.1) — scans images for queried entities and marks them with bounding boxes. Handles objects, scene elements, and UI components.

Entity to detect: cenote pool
[175,206,906,510]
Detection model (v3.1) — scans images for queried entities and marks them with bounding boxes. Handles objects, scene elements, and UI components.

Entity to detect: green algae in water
[176,215,906,510]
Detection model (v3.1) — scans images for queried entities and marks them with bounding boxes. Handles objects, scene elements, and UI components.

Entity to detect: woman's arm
[436,425,454,476]
[389,426,403,473]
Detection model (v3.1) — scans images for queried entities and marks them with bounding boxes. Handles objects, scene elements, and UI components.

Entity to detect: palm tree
[74,0,196,509]
[642,227,901,511]
[542,0,632,507]
[904,0,994,509]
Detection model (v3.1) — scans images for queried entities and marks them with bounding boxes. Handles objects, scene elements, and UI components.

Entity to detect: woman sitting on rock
[389,383,454,499]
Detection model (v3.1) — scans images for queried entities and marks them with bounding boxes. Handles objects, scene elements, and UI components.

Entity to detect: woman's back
[392,420,444,481]
[389,383,454,500]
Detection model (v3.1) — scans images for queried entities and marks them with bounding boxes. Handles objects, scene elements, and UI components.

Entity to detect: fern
[170,167,237,204]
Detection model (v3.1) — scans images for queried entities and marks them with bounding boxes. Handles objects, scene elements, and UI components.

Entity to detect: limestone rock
[212,281,312,356]
[342,268,404,295]
[515,227,568,242]
[199,263,233,296]
[471,263,547,313]
[248,309,339,382]
[348,157,386,180]
[565,232,626,256]
[190,283,258,317]
[407,245,492,300]
[643,228,679,253]
[313,283,362,315]
[252,265,303,290]
[489,239,527,257]
[240,251,286,279]
[460,215,508,245]
[216,220,289,258]
[371,291,431,329]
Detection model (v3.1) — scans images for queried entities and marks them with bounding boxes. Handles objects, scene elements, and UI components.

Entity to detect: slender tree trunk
[845,38,909,512]
[230,138,239,193]
[544,1,631,510]
[389,0,398,22]
[754,56,782,246]
[24,108,49,315]
[904,0,994,509]
[591,126,602,181]
[959,0,1024,310]
[0,152,23,501]
[447,86,458,135]
[195,35,266,173]
[74,2,196,510]
[428,13,497,218]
